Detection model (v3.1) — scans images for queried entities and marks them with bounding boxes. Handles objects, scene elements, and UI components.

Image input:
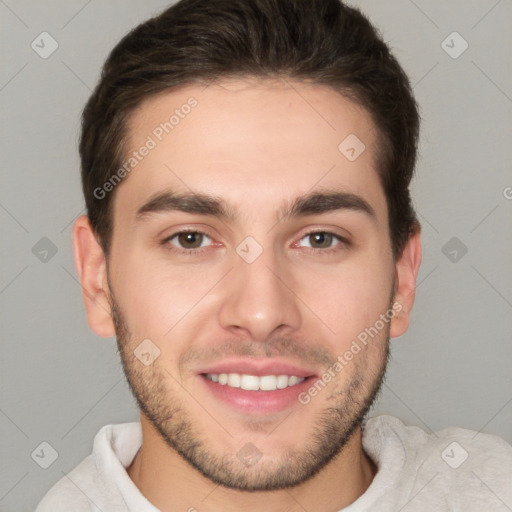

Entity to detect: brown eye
[177,232,204,249]
[296,231,349,253]
[308,232,334,249]
[164,231,213,252]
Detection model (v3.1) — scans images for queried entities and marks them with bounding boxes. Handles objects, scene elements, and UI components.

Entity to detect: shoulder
[365,415,512,508]
[36,422,140,511]
[35,454,96,511]
[365,414,512,461]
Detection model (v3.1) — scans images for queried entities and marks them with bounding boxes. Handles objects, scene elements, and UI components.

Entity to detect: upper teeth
[206,373,305,391]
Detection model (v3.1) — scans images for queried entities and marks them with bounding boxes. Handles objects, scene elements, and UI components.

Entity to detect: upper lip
[197,358,318,378]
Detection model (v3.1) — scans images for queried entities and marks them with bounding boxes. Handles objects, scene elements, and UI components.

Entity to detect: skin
[73,77,421,512]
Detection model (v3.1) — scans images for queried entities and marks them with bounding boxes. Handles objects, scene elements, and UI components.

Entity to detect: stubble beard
[108,286,391,491]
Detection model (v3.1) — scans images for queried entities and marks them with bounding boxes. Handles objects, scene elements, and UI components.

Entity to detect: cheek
[301,254,394,342]
[111,247,223,344]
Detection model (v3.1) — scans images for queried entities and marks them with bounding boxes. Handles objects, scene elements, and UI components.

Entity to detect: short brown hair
[79,0,420,260]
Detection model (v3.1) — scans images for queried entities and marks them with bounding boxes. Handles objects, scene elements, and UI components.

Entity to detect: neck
[127,413,377,512]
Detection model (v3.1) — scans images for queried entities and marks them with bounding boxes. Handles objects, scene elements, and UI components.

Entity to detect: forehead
[115,77,387,227]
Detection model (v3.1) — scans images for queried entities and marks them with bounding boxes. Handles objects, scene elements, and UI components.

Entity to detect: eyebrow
[135,188,377,224]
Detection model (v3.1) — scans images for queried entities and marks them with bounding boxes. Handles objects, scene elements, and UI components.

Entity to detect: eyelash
[161,229,350,256]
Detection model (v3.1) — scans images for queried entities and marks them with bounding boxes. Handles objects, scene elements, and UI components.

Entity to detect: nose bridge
[218,236,301,340]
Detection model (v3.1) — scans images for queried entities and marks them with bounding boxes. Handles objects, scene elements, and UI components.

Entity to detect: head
[73,0,421,492]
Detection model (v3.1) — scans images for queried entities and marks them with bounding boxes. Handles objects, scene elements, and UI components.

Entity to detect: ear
[390,226,422,338]
[72,215,116,337]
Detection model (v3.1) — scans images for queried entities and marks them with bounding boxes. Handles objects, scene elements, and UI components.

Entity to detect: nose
[218,243,302,342]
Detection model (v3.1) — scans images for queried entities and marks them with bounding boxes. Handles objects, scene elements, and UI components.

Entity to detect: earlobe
[72,215,116,338]
[390,226,422,339]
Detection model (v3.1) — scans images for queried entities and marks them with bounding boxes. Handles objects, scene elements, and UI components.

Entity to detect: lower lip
[199,375,316,414]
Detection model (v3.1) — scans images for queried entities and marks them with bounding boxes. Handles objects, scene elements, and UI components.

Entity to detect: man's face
[105,78,398,490]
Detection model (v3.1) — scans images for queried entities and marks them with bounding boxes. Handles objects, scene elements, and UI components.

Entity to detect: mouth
[197,360,319,414]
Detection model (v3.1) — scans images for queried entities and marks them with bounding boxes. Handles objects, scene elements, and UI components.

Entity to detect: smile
[204,373,305,391]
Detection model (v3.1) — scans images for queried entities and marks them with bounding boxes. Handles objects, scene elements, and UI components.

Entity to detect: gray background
[1,0,511,510]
